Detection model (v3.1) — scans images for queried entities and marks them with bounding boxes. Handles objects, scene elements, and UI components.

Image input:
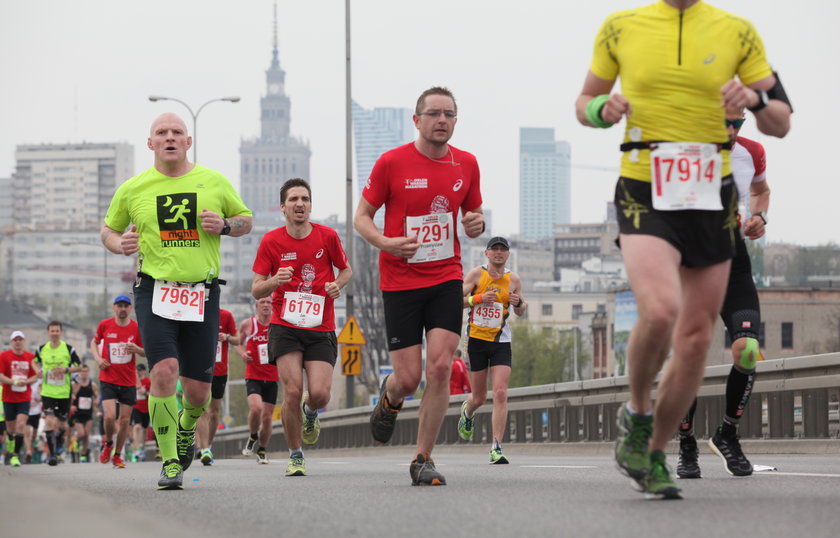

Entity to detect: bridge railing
[209,353,840,458]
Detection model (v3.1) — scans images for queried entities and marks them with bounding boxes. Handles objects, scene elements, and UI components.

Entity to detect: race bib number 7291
[405,212,455,264]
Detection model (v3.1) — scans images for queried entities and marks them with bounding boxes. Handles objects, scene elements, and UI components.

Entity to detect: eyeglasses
[418,109,457,119]
[726,118,746,129]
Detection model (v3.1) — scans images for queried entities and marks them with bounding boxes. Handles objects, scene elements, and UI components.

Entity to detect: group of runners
[2,0,793,501]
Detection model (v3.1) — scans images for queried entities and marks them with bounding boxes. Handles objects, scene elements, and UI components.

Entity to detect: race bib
[47,368,65,386]
[282,292,325,328]
[11,375,26,392]
[152,280,205,322]
[258,343,269,365]
[405,212,455,264]
[78,396,92,410]
[215,341,223,362]
[137,392,147,401]
[651,143,722,211]
[473,302,504,329]
[108,342,132,364]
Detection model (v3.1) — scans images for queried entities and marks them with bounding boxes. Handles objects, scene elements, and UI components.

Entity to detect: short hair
[454,349,462,358]
[280,178,312,204]
[81,364,90,370]
[415,86,457,115]
[47,320,63,330]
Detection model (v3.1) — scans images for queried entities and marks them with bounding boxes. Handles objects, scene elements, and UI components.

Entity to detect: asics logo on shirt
[453,179,463,191]
[315,249,325,259]
[703,54,716,64]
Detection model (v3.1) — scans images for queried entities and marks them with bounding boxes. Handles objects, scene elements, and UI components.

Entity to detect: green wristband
[585,94,614,128]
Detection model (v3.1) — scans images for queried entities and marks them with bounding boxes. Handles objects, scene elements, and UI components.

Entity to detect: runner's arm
[721,75,791,137]
[354,198,420,258]
[509,273,527,317]
[743,179,771,240]
[101,224,139,256]
[325,266,353,299]
[576,71,630,127]
[235,319,252,362]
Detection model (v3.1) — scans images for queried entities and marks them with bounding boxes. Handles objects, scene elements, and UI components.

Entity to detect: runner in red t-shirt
[235,297,277,464]
[354,87,485,486]
[91,295,145,468]
[252,178,352,477]
[0,331,40,466]
[131,363,152,461]
[449,350,471,395]
[198,308,238,466]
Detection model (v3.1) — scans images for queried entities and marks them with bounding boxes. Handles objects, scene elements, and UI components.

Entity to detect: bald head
[150,113,188,137]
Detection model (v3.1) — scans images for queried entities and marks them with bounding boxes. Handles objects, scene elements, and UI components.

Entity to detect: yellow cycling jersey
[467,267,512,343]
[590,1,773,181]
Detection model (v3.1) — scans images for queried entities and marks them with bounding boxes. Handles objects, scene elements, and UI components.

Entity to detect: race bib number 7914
[651,142,722,211]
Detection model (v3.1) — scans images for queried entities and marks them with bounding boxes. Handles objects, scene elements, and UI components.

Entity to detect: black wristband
[221,219,231,235]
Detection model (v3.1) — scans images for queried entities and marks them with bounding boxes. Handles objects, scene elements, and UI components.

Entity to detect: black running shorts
[100,380,137,406]
[211,375,228,400]
[245,379,279,405]
[614,176,738,268]
[467,338,513,371]
[133,273,221,383]
[382,279,464,351]
[268,324,338,366]
[720,235,760,341]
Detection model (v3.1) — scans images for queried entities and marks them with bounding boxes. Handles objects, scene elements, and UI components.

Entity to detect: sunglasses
[726,118,746,129]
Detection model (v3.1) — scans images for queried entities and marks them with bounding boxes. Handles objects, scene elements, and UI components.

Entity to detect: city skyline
[1,0,836,244]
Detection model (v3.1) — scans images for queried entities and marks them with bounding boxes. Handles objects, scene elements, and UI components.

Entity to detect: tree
[351,237,390,395]
[509,325,590,387]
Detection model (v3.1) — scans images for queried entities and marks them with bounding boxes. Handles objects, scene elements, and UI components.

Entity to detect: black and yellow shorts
[613,176,738,268]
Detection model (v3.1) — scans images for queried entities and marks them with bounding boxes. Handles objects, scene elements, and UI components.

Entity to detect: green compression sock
[180,395,211,431]
[149,394,179,462]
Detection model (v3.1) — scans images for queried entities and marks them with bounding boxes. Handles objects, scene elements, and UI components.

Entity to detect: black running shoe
[157,458,184,490]
[708,428,753,476]
[677,436,701,479]
[370,375,401,444]
[409,453,446,486]
[176,411,196,472]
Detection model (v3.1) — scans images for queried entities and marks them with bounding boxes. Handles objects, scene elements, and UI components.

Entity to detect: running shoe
[301,403,321,445]
[676,436,701,479]
[10,455,21,467]
[242,436,257,456]
[200,449,214,466]
[80,455,88,463]
[285,454,306,476]
[370,374,401,444]
[112,454,126,468]
[458,400,474,441]
[256,449,269,464]
[614,402,652,486]
[643,450,682,499]
[157,458,184,490]
[489,446,509,464]
[48,455,58,466]
[709,428,753,476]
[409,453,446,486]
[99,442,112,464]
[176,410,196,472]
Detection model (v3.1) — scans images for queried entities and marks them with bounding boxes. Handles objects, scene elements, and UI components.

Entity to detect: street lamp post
[147,95,241,163]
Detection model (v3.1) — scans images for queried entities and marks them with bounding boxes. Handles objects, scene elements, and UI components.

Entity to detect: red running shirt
[244,316,277,381]
[213,309,238,376]
[94,318,143,387]
[363,143,482,291]
[0,350,36,403]
[252,223,349,332]
[134,376,152,414]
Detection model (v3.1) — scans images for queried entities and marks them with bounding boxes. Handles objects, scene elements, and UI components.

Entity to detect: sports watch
[748,89,769,112]
[754,211,768,225]
[221,219,231,235]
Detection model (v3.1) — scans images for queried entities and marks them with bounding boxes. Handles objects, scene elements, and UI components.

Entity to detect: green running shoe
[301,404,321,445]
[10,455,21,467]
[157,459,184,490]
[489,446,509,464]
[615,402,652,486]
[458,401,474,441]
[643,450,682,500]
[176,411,196,472]
[285,454,306,476]
[200,448,214,466]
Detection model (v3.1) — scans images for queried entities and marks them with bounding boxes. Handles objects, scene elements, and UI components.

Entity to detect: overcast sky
[2,0,837,245]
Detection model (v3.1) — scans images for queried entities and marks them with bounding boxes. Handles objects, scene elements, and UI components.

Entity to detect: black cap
[136,363,147,371]
[486,236,510,249]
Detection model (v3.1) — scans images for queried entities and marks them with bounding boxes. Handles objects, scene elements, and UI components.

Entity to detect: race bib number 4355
[152,281,205,322]
[651,142,722,211]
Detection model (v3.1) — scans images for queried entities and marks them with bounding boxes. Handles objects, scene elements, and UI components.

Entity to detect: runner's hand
[269,267,294,288]
[325,281,341,299]
[121,225,140,256]
[98,358,110,370]
[461,211,484,238]
[742,215,766,240]
[382,236,420,258]
[720,79,759,110]
[481,291,497,304]
[199,209,225,234]
[601,94,632,124]
[126,342,142,354]
[508,291,522,308]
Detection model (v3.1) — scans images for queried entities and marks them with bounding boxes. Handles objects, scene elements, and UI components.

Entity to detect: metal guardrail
[209,353,840,458]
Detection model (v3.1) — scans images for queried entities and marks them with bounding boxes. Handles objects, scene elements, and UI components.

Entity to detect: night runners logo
[157,193,200,247]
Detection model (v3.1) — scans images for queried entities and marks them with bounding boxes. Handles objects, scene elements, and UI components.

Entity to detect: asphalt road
[3,446,840,538]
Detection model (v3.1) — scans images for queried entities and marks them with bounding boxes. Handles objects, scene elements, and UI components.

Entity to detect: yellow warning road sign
[341,345,362,376]
[337,315,366,345]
